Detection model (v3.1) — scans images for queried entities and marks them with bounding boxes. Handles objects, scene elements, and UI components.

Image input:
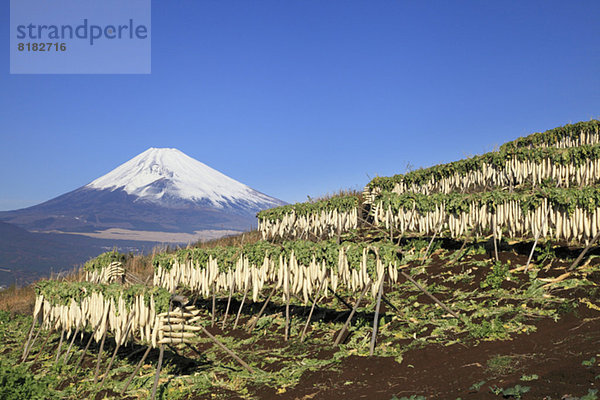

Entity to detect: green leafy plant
[582,357,597,367]
[520,374,538,381]
[501,384,530,399]
[469,380,486,391]
[535,241,555,264]
[0,361,54,399]
[487,355,518,376]
[489,384,530,399]
[482,261,511,290]
[257,194,359,222]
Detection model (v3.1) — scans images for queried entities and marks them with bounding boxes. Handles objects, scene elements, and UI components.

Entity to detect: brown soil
[236,244,600,400]
[18,240,600,400]
[230,308,599,400]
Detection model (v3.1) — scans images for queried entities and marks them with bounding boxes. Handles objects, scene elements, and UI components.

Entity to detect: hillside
[1,121,599,400]
[0,221,160,288]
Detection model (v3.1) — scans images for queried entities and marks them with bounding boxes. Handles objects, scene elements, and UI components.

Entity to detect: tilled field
[1,238,599,400]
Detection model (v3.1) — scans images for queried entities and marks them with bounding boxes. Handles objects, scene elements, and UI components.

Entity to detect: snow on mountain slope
[86,148,282,209]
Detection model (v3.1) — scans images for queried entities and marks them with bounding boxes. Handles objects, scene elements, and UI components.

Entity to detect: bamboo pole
[381,294,400,313]
[232,288,248,330]
[21,323,41,363]
[31,329,52,365]
[100,315,134,387]
[248,286,276,332]
[448,235,470,266]
[526,209,551,272]
[211,284,216,328]
[300,270,328,342]
[199,325,254,373]
[62,326,80,364]
[75,320,102,372]
[284,294,291,341]
[422,222,443,264]
[222,284,233,328]
[120,345,152,396]
[54,328,65,364]
[333,292,353,311]
[21,318,38,362]
[334,282,371,346]
[93,330,107,384]
[492,218,499,262]
[369,278,384,356]
[399,271,460,320]
[569,229,600,271]
[124,346,148,360]
[150,345,165,400]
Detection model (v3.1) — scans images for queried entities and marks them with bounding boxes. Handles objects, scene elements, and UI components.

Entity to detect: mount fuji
[0,148,286,242]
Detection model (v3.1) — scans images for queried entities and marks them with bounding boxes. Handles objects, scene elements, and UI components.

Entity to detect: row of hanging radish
[33,285,178,348]
[258,207,358,240]
[372,196,600,244]
[84,262,125,284]
[364,154,600,203]
[154,246,393,303]
[502,126,600,150]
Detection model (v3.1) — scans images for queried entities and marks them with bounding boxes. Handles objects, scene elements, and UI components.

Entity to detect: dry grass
[0,230,260,316]
[190,230,262,249]
[0,285,36,315]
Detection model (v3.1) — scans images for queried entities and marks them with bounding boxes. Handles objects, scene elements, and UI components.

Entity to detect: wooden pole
[93,330,107,384]
[120,345,151,396]
[21,323,41,363]
[525,236,540,272]
[31,329,52,365]
[75,320,102,372]
[54,328,65,364]
[334,282,371,346]
[232,287,248,330]
[369,278,384,356]
[222,284,233,328]
[124,346,148,360]
[569,229,600,271]
[22,318,38,362]
[300,270,328,342]
[200,325,254,373]
[399,271,460,320]
[100,316,134,387]
[211,284,216,327]
[62,326,80,363]
[150,345,165,400]
[381,294,400,313]
[284,293,291,341]
[422,222,443,264]
[185,343,203,358]
[449,236,469,266]
[526,208,551,272]
[357,215,400,241]
[333,291,353,311]
[248,286,276,332]
[492,218,499,262]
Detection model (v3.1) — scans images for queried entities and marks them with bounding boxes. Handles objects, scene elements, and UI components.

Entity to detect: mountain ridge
[0,147,285,237]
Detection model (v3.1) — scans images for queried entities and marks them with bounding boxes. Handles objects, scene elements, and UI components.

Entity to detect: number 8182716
[18,43,67,51]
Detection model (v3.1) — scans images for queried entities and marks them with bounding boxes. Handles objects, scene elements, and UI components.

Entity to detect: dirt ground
[251,304,598,400]
[232,243,600,400]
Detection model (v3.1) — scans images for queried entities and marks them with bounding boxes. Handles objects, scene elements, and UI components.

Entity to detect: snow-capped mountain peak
[86,148,283,209]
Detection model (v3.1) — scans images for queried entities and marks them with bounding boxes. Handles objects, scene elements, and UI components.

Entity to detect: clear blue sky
[1,1,599,211]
